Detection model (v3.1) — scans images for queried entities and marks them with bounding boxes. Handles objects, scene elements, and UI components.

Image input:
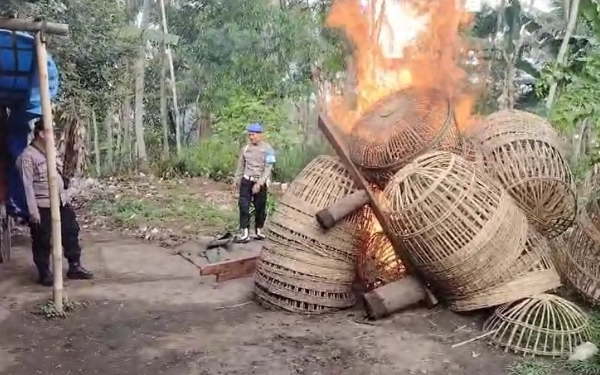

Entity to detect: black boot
[67,263,94,280]
[37,269,53,287]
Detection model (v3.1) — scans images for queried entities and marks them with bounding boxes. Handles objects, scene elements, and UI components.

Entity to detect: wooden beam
[200,252,259,282]
[0,18,69,36]
[317,113,439,307]
[316,189,370,229]
[35,32,64,313]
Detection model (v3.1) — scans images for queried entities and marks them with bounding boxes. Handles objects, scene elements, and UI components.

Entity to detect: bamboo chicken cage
[563,194,600,304]
[472,109,576,239]
[448,228,561,311]
[381,151,528,297]
[254,155,361,314]
[348,88,462,188]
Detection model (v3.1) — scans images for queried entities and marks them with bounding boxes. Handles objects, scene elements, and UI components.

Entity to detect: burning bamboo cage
[472,110,576,239]
[355,207,406,292]
[348,88,462,188]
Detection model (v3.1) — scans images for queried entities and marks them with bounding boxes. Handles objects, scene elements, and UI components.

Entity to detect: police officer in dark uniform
[233,123,276,242]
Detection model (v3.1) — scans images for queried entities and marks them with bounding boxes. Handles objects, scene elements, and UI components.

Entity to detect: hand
[29,213,40,225]
[252,182,262,195]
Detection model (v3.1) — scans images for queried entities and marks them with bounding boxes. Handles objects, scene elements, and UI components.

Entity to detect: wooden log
[363,276,426,319]
[0,18,69,36]
[317,113,438,307]
[35,32,64,312]
[316,189,369,229]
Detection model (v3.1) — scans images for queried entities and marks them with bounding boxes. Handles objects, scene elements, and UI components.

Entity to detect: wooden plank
[216,257,258,282]
[0,18,69,36]
[317,113,439,307]
[200,250,260,281]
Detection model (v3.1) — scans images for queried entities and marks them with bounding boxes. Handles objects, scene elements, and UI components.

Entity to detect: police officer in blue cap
[232,123,276,242]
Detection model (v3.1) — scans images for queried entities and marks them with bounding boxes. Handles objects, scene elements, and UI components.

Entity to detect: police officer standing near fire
[233,123,276,243]
[16,119,94,286]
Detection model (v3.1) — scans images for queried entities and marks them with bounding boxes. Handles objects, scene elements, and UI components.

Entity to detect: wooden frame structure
[0,16,69,312]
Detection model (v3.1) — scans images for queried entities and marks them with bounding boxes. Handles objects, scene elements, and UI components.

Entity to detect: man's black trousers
[238,177,267,230]
[30,204,82,273]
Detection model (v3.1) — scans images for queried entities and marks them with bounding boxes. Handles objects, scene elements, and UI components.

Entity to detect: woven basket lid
[483,294,591,357]
[348,88,460,177]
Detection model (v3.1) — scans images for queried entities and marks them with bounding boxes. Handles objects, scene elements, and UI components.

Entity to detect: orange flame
[324,0,475,133]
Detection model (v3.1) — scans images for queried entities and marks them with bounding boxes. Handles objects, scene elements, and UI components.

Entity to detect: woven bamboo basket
[267,155,361,264]
[483,294,591,357]
[254,248,355,314]
[472,109,576,238]
[448,228,561,311]
[254,155,360,314]
[548,233,570,282]
[563,195,600,304]
[348,88,462,188]
[382,151,528,297]
[579,163,600,207]
[458,137,485,171]
[355,208,406,291]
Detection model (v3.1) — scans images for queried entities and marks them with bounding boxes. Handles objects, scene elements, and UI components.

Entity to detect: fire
[324,0,475,133]
[327,0,477,289]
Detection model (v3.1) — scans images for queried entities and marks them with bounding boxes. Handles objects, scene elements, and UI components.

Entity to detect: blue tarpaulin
[0,29,60,219]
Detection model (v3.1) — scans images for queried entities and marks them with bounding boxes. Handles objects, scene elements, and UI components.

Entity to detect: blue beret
[246,123,263,133]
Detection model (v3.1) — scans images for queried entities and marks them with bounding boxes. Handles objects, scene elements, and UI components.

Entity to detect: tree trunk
[571,118,589,166]
[160,49,170,159]
[546,0,581,109]
[122,98,132,166]
[133,0,151,169]
[92,110,101,177]
[115,113,122,169]
[105,107,114,172]
[158,0,182,155]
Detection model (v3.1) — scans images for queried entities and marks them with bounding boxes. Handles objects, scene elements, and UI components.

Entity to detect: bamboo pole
[158,0,182,155]
[35,32,64,313]
[0,18,69,36]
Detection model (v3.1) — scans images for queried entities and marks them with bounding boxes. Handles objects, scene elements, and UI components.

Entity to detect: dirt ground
[0,230,553,375]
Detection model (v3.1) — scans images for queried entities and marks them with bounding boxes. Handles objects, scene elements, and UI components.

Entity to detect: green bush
[273,140,332,182]
[156,138,240,181]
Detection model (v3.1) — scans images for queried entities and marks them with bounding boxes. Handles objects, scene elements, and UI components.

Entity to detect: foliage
[212,91,295,147]
[546,49,600,132]
[169,0,343,111]
[159,138,239,181]
[541,0,600,132]
[31,298,90,319]
[156,137,331,183]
